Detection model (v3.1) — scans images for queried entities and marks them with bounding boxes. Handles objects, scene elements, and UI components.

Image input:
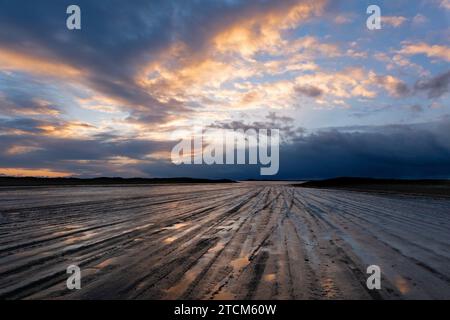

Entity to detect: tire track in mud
[296,190,450,275]
[0,185,257,298]
[0,182,449,299]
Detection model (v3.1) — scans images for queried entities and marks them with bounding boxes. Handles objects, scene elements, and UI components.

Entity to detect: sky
[0,0,449,179]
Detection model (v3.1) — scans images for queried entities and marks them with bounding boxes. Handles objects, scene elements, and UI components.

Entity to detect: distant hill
[295,177,450,197]
[0,176,236,187]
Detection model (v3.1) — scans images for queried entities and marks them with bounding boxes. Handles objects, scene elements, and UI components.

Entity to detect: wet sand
[0,182,449,299]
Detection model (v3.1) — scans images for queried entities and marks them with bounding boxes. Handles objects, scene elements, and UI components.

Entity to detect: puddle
[263,273,276,282]
[53,224,85,236]
[395,276,410,294]
[64,231,97,244]
[135,223,154,230]
[230,256,250,272]
[94,257,119,269]
[208,242,225,253]
[320,277,338,298]
[214,290,235,300]
[164,236,178,244]
[83,267,101,277]
[164,269,197,298]
[165,222,190,230]
[64,224,84,230]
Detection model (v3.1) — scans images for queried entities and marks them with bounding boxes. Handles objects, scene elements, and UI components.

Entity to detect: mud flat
[0,182,449,299]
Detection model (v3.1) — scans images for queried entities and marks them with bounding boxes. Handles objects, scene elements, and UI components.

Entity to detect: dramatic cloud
[0,1,448,178]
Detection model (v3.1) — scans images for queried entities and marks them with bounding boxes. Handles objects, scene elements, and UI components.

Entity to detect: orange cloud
[212,1,327,57]
[77,96,123,114]
[0,48,84,79]
[399,42,450,62]
[295,67,377,99]
[0,168,73,177]
[37,121,98,138]
[5,145,43,155]
[382,16,407,28]
[370,74,409,97]
[334,15,352,24]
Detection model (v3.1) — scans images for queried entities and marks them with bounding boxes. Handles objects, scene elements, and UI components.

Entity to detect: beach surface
[0,182,449,299]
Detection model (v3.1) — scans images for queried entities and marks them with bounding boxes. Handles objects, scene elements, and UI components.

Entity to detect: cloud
[373,52,428,76]
[5,145,44,156]
[277,118,450,179]
[279,67,416,104]
[412,14,428,25]
[0,167,73,177]
[0,1,329,137]
[399,42,450,62]
[438,0,450,10]
[0,92,61,117]
[0,1,327,126]
[2,115,449,180]
[210,111,302,142]
[295,85,324,98]
[333,15,352,24]
[0,48,84,79]
[373,75,410,97]
[209,0,327,57]
[0,1,448,179]
[141,118,450,180]
[382,16,407,28]
[0,127,175,177]
[414,70,450,98]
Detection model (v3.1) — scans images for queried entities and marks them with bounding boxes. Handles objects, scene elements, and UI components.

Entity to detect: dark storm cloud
[414,70,450,99]
[278,118,450,179]
[138,118,450,180]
